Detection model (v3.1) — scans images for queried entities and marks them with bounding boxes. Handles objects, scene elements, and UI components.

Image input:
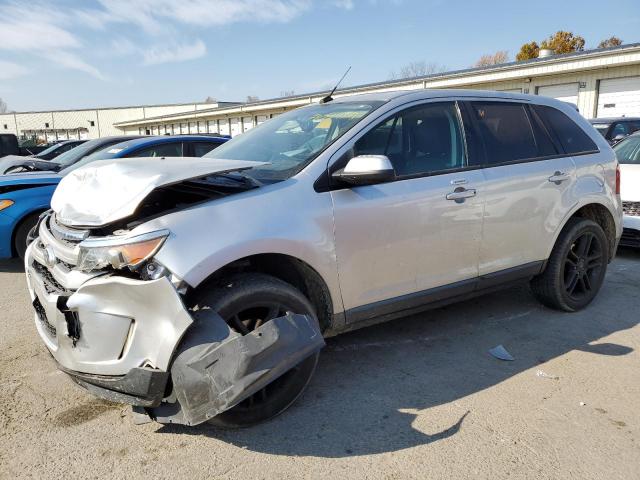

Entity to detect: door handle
[446,187,476,202]
[548,171,571,184]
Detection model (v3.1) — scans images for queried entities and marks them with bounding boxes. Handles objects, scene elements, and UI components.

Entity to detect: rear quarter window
[534,105,598,155]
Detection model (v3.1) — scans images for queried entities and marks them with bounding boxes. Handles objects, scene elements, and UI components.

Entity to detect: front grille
[620,228,640,248]
[49,213,89,243]
[622,201,640,217]
[32,261,70,295]
[33,297,56,337]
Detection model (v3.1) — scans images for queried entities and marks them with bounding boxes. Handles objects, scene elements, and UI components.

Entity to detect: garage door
[597,77,640,118]
[537,83,579,106]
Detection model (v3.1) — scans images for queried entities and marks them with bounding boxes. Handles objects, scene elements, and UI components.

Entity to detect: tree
[246,95,260,103]
[540,30,585,55]
[203,96,217,103]
[598,36,623,49]
[280,90,295,97]
[0,98,7,114]
[516,41,539,61]
[475,50,510,67]
[389,61,446,80]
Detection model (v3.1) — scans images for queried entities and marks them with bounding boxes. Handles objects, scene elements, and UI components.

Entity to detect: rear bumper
[620,215,640,248]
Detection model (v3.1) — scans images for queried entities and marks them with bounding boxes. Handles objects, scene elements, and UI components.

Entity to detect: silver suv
[25,90,622,427]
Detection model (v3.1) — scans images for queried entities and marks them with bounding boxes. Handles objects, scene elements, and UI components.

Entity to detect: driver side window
[354,102,466,177]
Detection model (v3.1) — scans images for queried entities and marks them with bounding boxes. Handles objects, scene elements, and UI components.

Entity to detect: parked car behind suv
[1,135,227,259]
[613,131,640,247]
[590,117,640,145]
[0,136,135,174]
[26,90,621,428]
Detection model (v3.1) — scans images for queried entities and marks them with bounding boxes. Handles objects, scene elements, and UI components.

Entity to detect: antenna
[320,66,351,104]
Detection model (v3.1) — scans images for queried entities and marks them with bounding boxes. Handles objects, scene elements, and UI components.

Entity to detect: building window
[3,124,7,130]
[45,123,50,128]
[90,121,95,127]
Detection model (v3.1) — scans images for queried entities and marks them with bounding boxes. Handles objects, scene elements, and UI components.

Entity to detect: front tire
[531,218,608,312]
[192,273,320,428]
[14,213,40,261]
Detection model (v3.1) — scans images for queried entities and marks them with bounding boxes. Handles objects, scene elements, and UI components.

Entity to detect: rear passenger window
[130,142,183,157]
[469,102,544,164]
[192,141,220,157]
[535,105,598,154]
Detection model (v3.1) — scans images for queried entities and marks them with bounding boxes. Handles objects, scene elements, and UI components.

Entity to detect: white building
[3,42,640,142]
[115,42,640,138]
[0,101,239,142]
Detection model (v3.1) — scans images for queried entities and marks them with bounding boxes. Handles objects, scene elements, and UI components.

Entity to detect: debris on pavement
[580,402,587,406]
[536,370,559,380]
[489,344,514,361]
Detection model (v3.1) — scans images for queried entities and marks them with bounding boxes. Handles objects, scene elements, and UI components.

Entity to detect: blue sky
[0,0,638,111]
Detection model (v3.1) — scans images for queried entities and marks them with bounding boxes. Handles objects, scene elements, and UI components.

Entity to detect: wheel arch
[188,253,336,334]
[10,208,46,257]
[549,202,618,263]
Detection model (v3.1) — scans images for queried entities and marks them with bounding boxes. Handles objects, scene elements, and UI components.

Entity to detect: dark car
[0,134,19,158]
[0,136,139,174]
[31,140,86,160]
[64,134,229,172]
[589,117,640,145]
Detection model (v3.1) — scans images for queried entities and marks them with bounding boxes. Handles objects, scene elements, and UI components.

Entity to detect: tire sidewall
[552,219,608,311]
[196,273,320,428]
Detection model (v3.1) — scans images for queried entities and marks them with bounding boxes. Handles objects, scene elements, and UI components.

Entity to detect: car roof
[329,88,580,108]
[106,135,228,152]
[589,117,640,123]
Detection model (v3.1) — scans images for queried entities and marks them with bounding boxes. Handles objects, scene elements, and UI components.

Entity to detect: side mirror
[333,155,396,186]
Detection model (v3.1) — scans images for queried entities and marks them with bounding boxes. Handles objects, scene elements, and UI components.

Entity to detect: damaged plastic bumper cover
[145,311,325,426]
[26,244,324,425]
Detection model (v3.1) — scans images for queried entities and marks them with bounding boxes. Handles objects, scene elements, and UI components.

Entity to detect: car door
[462,100,576,277]
[330,100,485,318]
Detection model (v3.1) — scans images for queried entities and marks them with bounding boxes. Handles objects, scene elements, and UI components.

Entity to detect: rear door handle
[446,187,477,202]
[548,171,571,184]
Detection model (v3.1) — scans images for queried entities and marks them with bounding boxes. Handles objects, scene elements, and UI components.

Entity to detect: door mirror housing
[333,155,396,186]
[613,133,626,142]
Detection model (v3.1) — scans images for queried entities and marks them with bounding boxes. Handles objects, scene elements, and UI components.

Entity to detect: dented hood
[51,157,266,227]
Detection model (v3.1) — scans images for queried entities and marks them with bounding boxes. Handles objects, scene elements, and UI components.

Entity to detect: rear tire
[14,213,40,261]
[192,273,320,428]
[531,218,608,312]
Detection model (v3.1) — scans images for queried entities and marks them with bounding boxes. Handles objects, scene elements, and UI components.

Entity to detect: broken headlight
[77,230,169,272]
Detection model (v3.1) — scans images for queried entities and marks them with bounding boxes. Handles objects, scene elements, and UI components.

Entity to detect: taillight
[616,163,621,195]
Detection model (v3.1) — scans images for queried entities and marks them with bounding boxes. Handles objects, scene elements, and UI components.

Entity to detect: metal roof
[116,42,640,127]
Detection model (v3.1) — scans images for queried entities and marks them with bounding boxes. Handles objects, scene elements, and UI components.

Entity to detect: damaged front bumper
[26,240,324,425]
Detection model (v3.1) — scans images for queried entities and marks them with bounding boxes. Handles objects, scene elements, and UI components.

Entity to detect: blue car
[0,135,228,260]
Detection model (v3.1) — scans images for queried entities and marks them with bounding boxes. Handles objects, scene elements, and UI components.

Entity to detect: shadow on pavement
[158,269,638,457]
[0,258,24,273]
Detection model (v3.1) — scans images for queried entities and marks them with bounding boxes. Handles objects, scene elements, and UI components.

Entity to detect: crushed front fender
[144,311,325,426]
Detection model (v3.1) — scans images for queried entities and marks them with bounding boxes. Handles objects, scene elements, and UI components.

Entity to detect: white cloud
[0,60,29,80]
[0,0,359,80]
[0,1,104,79]
[143,40,207,65]
[332,0,355,9]
[95,0,313,32]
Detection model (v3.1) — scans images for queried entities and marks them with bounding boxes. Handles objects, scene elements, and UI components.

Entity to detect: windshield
[614,135,640,164]
[592,123,610,137]
[204,101,383,181]
[54,139,106,167]
[35,142,67,158]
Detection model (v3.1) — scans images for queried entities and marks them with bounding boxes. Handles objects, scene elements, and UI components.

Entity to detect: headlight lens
[0,199,14,211]
[77,231,168,272]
